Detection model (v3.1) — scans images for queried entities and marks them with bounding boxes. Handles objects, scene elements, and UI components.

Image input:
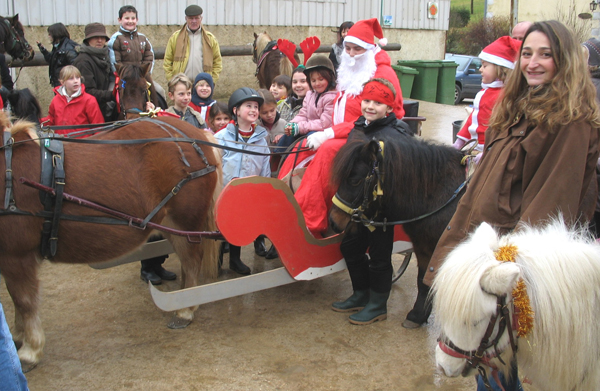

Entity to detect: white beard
[336,48,378,97]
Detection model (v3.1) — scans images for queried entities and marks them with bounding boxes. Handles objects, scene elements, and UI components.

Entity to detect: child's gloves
[306,128,334,150]
[452,138,466,150]
[285,122,299,137]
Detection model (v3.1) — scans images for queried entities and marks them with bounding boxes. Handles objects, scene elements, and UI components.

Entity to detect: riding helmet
[303,55,336,76]
[228,87,264,117]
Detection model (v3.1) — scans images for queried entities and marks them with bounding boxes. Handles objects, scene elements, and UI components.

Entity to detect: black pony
[329,136,466,328]
[3,88,42,124]
[0,15,34,61]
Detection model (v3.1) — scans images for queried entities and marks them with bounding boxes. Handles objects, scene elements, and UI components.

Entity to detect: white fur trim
[324,127,334,139]
[378,37,388,46]
[479,51,515,69]
[344,36,375,50]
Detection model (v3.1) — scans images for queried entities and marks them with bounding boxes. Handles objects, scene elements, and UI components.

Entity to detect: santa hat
[344,18,388,50]
[479,36,521,69]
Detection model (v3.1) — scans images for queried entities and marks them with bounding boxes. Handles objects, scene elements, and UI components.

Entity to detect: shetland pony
[329,137,465,328]
[4,88,43,123]
[433,219,600,391]
[0,112,222,371]
[252,32,297,89]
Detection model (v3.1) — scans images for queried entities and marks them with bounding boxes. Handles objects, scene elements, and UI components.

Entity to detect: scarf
[77,45,111,75]
[173,24,190,63]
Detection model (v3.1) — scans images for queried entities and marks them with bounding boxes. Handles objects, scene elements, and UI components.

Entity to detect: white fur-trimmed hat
[479,36,521,69]
[344,18,387,49]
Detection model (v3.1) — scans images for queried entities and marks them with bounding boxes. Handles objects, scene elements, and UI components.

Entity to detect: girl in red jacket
[45,65,104,136]
[453,36,521,151]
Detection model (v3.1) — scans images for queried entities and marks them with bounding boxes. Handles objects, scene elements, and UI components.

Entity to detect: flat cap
[185,5,203,16]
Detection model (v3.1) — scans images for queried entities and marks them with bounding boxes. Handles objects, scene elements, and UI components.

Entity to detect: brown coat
[424,117,600,286]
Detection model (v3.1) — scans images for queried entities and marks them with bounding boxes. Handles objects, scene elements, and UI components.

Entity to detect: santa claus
[279,18,405,237]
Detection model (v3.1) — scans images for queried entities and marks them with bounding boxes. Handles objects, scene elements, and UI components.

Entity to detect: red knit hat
[479,36,521,69]
[344,18,387,49]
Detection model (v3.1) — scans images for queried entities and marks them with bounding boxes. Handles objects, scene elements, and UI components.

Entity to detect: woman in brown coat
[426,19,600,391]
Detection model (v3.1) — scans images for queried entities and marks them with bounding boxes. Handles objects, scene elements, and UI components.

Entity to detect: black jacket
[39,38,79,87]
[349,113,413,143]
[73,45,115,121]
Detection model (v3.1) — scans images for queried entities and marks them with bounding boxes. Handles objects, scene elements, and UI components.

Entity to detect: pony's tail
[200,132,223,280]
[279,57,293,78]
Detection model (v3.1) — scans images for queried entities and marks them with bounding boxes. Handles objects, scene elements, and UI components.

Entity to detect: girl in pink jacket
[278,56,337,149]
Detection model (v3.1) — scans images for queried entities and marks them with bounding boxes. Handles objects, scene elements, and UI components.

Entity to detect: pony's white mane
[433,217,600,390]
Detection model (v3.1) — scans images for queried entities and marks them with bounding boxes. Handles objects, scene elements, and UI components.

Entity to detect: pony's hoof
[20,361,38,373]
[167,316,192,329]
[402,318,424,329]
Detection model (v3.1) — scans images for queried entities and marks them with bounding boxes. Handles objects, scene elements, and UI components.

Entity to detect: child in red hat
[454,36,521,152]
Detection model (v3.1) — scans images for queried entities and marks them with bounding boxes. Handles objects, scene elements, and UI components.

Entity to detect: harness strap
[3,130,14,210]
[255,41,278,76]
[49,153,65,257]
[135,166,216,229]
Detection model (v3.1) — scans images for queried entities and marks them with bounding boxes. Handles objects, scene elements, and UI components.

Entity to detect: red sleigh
[91,177,412,310]
[143,177,412,311]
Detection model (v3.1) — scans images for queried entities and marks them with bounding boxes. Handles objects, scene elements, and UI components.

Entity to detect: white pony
[432,219,600,391]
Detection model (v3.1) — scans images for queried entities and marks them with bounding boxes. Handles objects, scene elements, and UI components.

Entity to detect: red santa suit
[456,81,503,151]
[282,48,405,237]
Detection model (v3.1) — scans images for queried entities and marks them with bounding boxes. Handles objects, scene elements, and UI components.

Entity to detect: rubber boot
[254,235,267,257]
[228,245,251,275]
[331,254,370,312]
[348,290,390,325]
[265,244,279,259]
[348,266,391,325]
[331,290,369,312]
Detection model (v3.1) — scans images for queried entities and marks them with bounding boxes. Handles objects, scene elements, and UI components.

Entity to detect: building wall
[5,0,449,113]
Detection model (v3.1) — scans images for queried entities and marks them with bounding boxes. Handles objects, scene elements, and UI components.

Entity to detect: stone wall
[17,25,446,115]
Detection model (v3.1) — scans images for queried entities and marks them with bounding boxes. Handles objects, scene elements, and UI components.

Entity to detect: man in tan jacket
[163,5,222,84]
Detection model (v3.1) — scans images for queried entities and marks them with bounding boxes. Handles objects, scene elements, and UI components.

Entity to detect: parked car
[445,53,482,104]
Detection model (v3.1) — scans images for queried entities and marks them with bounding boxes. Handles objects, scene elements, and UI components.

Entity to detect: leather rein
[437,295,519,391]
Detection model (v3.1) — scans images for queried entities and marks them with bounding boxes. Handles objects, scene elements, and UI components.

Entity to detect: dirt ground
[2,249,477,391]
[0,101,528,390]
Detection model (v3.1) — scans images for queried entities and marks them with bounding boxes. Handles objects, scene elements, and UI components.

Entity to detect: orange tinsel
[494,244,534,337]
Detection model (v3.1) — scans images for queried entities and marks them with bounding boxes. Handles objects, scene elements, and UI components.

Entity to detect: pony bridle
[116,77,153,117]
[331,141,384,232]
[437,295,519,391]
[2,19,32,60]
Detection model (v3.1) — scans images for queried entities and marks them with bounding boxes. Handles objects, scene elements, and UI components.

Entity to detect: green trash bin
[437,61,459,105]
[391,65,419,98]
[397,60,442,102]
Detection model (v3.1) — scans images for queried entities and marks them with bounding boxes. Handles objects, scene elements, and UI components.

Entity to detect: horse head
[329,139,384,234]
[0,14,34,61]
[116,63,152,119]
[252,32,271,64]
[6,88,42,124]
[432,222,520,379]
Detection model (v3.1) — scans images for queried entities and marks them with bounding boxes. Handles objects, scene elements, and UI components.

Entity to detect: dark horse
[329,137,466,328]
[0,111,221,370]
[115,63,166,119]
[252,32,298,89]
[0,14,34,61]
[3,88,42,123]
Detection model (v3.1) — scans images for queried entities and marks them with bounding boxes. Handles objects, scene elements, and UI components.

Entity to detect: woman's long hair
[489,20,600,133]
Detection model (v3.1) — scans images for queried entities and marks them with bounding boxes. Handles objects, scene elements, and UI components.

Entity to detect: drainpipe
[510,0,519,29]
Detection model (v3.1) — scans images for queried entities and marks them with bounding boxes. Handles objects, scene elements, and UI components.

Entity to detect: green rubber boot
[348,290,390,325]
[331,290,369,312]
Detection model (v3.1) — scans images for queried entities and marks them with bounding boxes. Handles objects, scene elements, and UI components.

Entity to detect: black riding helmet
[228,87,264,119]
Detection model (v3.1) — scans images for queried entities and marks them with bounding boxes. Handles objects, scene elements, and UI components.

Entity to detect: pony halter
[332,141,385,232]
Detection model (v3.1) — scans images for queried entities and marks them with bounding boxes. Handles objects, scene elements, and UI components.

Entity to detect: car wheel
[454,84,462,105]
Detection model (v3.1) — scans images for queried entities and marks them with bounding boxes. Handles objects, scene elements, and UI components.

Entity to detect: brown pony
[0,112,222,371]
[252,32,298,89]
[115,63,164,119]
